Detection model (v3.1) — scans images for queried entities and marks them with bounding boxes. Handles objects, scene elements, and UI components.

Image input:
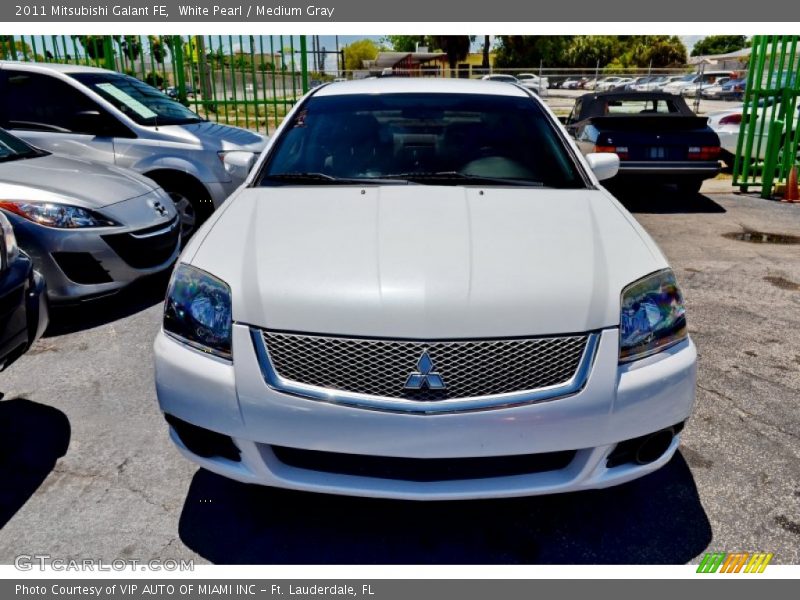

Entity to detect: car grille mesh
[261,331,589,401]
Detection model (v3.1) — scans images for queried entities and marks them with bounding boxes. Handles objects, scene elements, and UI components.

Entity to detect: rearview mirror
[585,153,620,181]
[223,151,257,180]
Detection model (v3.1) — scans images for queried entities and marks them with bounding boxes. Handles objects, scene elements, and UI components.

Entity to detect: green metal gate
[0,35,311,134]
[733,35,800,197]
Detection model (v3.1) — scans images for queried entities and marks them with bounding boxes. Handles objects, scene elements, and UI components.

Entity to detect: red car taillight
[688,146,721,160]
[719,114,742,126]
[594,145,629,160]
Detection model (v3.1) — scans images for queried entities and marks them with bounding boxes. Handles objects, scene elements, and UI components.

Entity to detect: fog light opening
[634,429,674,465]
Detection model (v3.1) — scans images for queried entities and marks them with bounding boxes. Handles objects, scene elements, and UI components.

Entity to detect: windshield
[0,128,42,162]
[257,92,585,189]
[70,72,203,126]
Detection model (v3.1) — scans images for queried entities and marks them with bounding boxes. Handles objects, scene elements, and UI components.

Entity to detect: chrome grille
[261,331,589,401]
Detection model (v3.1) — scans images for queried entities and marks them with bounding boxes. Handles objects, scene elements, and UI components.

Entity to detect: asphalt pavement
[0,186,799,565]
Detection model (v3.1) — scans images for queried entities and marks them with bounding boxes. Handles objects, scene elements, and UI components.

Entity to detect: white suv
[0,62,267,236]
[154,79,697,500]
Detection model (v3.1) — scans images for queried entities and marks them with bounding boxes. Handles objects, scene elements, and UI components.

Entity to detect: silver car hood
[190,186,668,339]
[0,153,158,208]
[149,121,267,153]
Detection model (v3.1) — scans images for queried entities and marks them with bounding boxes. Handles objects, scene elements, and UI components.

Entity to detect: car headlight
[0,212,19,267]
[163,264,232,360]
[0,201,119,228]
[619,269,687,363]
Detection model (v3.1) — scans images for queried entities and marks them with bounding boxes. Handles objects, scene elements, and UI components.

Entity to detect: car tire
[146,173,213,240]
[676,178,704,195]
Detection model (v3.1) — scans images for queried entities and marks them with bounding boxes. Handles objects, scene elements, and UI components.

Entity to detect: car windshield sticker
[96,83,158,120]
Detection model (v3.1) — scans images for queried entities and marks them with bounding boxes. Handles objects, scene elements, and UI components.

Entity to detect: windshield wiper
[261,172,408,185]
[381,171,545,187]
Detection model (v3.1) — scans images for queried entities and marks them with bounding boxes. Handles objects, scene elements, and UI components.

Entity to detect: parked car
[155,78,697,500]
[0,211,47,371]
[684,77,730,98]
[164,84,196,99]
[663,71,735,96]
[0,128,180,302]
[0,62,268,237]
[517,73,550,92]
[481,74,519,83]
[595,77,625,92]
[481,73,547,95]
[711,78,747,101]
[610,78,635,90]
[625,76,653,91]
[561,77,585,89]
[564,91,721,193]
[639,75,686,92]
[708,100,800,166]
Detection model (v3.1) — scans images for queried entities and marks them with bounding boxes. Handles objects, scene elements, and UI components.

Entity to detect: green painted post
[300,35,309,94]
[762,119,785,198]
[103,36,115,71]
[173,36,188,106]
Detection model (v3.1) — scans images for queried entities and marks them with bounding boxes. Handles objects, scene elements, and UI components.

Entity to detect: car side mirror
[585,153,620,181]
[72,110,106,134]
[223,151,257,180]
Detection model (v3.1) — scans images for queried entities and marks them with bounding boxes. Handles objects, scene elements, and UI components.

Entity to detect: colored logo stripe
[697,552,773,573]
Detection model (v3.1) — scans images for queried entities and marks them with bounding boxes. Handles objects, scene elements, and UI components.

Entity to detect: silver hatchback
[0,128,179,302]
[0,61,267,237]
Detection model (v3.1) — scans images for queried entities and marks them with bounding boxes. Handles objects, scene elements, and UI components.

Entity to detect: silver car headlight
[0,212,19,267]
[163,264,233,360]
[0,201,119,228]
[619,269,688,363]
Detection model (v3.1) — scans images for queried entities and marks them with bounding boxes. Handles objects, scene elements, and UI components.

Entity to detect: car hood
[0,153,159,208]
[190,186,668,338]
[150,121,267,153]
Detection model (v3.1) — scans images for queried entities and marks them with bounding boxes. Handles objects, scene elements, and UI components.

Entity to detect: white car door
[0,70,117,164]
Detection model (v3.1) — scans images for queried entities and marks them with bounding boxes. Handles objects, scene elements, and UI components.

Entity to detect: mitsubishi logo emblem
[404,351,447,390]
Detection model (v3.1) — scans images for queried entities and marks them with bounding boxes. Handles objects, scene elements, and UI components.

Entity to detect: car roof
[0,60,112,75]
[314,78,532,98]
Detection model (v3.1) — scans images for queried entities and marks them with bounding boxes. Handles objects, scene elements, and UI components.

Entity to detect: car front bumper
[5,195,181,302]
[155,325,697,500]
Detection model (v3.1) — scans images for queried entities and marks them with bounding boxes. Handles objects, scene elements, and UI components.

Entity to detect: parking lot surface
[1,188,799,565]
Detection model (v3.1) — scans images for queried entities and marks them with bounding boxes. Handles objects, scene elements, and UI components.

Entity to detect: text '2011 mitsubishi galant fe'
[154,79,697,500]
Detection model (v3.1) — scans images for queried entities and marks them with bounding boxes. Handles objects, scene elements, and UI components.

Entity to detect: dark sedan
[564,91,721,193]
[0,212,47,371]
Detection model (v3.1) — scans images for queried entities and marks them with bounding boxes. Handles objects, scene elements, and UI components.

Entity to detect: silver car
[0,61,267,237]
[0,128,180,302]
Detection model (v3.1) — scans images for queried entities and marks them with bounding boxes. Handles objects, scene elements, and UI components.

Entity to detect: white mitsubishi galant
[154,78,697,500]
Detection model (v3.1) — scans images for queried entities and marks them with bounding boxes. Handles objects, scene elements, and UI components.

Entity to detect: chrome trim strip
[250,329,600,415]
[129,219,179,239]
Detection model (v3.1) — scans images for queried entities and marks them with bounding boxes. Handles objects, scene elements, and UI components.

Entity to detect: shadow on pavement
[45,270,171,338]
[609,185,727,214]
[178,452,711,564]
[0,396,70,529]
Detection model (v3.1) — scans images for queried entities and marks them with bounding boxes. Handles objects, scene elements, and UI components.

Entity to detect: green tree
[564,36,624,68]
[144,71,165,88]
[429,35,472,73]
[344,39,380,71]
[624,36,687,67]
[383,35,430,52]
[495,36,573,68]
[74,35,110,60]
[691,35,748,57]
[148,36,169,64]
